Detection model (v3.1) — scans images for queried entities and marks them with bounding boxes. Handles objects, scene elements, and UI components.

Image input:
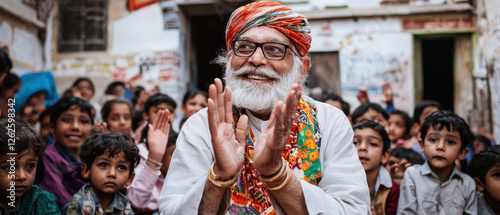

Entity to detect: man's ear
[458,147,469,160]
[298,56,310,83]
[473,177,485,192]
[126,172,136,186]
[81,163,90,179]
[381,149,391,165]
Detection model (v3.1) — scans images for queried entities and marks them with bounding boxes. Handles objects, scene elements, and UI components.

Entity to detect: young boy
[397,111,476,214]
[469,145,500,215]
[36,96,95,208]
[62,132,140,214]
[353,120,399,215]
[352,103,389,130]
[384,147,425,183]
[0,119,60,214]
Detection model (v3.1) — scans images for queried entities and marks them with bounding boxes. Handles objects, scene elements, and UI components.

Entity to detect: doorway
[421,38,455,112]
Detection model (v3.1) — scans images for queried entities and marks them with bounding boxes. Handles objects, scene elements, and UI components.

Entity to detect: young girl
[71,77,102,122]
[0,73,21,118]
[387,110,411,148]
[0,119,60,214]
[353,120,399,215]
[100,99,135,137]
[36,96,94,209]
[127,94,175,213]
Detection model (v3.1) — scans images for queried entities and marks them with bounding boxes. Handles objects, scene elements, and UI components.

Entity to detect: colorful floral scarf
[227,96,322,214]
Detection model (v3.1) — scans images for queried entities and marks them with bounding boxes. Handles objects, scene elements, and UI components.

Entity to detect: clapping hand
[147,109,171,163]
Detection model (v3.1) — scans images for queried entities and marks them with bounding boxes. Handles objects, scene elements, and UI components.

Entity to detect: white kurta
[158,100,371,214]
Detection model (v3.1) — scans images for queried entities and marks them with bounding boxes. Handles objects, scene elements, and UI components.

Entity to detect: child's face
[182,94,207,119]
[81,151,134,195]
[145,103,175,124]
[72,81,94,101]
[421,125,467,170]
[353,128,389,172]
[0,82,22,101]
[107,103,132,134]
[22,93,46,123]
[0,149,37,199]
[473,140,487,153]
[482,164,500,203]
[355,109,388,130]
[50,106,92,150]
[40,115,51,139]
[419,106,439,125]
[388,114,406,142]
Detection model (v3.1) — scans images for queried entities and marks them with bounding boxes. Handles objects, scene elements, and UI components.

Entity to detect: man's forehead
[237,27,292,45]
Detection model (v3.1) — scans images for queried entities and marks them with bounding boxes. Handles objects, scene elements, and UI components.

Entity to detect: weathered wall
[477,0,500,143]
[309,18,414,114]
[51,1,184,108]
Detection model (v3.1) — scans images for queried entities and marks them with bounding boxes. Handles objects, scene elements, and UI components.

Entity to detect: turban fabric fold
[225,1,311,57]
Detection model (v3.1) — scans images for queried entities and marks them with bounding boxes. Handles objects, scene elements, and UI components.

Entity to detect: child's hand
[477,126,496,143]
[357,88,370,104]
[381,82,393,105]
[389,159,412,179]
[147,109,171,163]
[95,122,109,133]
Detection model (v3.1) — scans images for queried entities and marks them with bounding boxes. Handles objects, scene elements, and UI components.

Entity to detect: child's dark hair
[80,131,140,175]
[105,81,126,95]
[72,77,95,94]
[0,119,46,156]
[182,89,208,106]
[2,73,20,88]
[101,99,133,124]
[132,109,144,131]
[420,111,472,150]
[144,93,177,114]
[390,110,411,138]
[132,86,145,107]
[390,147,425,165]
[468,145,500,183]
[0,49,12,74]
[50,96,95,125]
[321,93,350,116]
[352,120,390,154]
[40,105,52,121]
[413,100,441,124]
[474,135,492,150]
[351,103,389,123]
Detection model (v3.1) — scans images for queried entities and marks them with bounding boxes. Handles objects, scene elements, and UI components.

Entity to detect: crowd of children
[1,47,500,215]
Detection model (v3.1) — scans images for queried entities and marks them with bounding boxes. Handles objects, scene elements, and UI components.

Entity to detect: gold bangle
[261,157,287,182]
[207,163,238,188]
[266,168,293,191]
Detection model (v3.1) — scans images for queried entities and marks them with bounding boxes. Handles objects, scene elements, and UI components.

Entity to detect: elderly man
[158,1,370,214]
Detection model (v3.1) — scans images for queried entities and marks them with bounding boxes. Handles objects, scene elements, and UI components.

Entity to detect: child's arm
[397,168,418,214]
[462,177,478,215]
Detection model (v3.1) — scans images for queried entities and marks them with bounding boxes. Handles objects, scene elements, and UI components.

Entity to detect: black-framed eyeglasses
[232,40,292,61]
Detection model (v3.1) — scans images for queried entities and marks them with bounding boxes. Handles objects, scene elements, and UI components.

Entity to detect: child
[36,96,95,208]
[473,135,492,154]
[15,71,59,125]
[101,99,134,136]
[468,146,500,215]
[387,110,411,147]
[180,89,207,129]
[384,147,425,183]
[0,73,21,118]
[321,93,351,123]
[71,77,102,122]
[38,106,53,144]
[352,103,389,129]
[127,93,175,213]
[353,120,399,215]
[62,132,140,214]
[397,111,476,214]
[405,100,441,151]
[0,119,60,214]
[0,48,11,84]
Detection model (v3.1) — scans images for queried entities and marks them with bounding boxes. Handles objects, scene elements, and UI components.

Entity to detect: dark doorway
[421,38,455,112]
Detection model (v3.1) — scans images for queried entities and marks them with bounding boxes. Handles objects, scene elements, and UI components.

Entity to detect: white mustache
[232,66,282,80]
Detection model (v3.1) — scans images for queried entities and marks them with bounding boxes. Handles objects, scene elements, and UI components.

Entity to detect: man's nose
[247,47,267,67]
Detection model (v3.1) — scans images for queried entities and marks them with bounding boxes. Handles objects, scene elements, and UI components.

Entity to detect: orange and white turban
[225,1,312,57]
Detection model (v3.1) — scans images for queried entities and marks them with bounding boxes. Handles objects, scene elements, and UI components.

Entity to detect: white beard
[225,58,303,115]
